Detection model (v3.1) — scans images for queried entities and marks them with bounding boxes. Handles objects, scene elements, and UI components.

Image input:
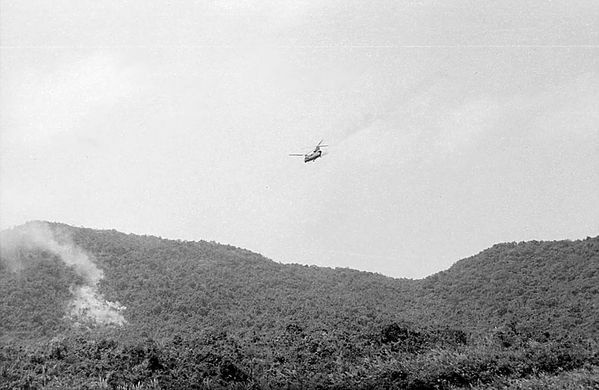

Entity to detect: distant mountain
[1,221,597,389]
[1,221,420,341]
[419,238,599,338]
[2,221,597,341]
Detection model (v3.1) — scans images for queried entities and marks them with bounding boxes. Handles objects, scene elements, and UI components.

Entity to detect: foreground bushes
[1,324,597,390]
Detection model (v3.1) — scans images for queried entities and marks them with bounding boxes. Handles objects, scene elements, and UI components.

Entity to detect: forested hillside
[420,239,599,338]
[1,222,598,389]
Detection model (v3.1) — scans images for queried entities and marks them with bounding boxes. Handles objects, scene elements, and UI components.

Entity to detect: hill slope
[1,221,421,340]
[3,221,598,340]
[420,239,599,338]
[1,221,597,389]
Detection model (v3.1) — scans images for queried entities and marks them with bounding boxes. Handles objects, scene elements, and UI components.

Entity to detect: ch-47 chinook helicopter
[289,139,328,163]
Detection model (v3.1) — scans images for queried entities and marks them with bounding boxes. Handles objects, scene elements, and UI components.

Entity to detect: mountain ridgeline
[1,221,598,389]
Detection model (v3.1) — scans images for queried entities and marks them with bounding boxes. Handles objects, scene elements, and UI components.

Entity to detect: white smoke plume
[0,221,126,326]
[69,285,127,326]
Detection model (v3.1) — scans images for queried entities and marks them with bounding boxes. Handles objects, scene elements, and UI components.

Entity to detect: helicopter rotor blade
[289,153,305,156]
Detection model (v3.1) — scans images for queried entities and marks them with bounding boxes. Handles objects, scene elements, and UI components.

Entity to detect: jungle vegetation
[1,222,597,389]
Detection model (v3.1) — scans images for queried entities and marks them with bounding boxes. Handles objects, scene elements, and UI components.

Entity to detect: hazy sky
[1,0,598,279]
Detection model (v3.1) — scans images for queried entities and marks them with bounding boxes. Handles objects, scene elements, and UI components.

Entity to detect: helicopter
[289,139,328,163]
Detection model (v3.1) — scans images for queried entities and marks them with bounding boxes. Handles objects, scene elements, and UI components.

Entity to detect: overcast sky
[1,0,598,279]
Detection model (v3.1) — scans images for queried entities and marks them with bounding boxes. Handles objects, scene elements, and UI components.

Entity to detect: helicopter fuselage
[304,150,322,163]
[290,140,327,163]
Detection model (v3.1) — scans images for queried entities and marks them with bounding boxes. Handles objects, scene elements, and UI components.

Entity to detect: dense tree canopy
[1,222,597,389]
